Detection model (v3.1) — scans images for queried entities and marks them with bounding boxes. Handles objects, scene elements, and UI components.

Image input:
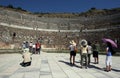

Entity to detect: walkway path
[0,52,120,78]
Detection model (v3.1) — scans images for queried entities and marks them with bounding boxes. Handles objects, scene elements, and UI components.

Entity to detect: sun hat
[70,41,73,44]
[71,40,76,46]
[80,39,87,46]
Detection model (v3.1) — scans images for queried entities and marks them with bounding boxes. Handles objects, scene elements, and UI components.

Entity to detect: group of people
[20,38,114,72]
[22,40,41,54]
[69,39,114,72]
[20,40,41,67]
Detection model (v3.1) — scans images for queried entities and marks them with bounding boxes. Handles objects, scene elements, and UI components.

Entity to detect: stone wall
[0,7,120,51]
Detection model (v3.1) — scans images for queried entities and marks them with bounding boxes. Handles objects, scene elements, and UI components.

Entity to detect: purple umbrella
[102,38,117,48]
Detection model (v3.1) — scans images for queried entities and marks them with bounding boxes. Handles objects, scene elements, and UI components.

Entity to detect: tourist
[92,41,100,64]
[87,41,92,65]
[69,40,77,65]
[29,41,33,53]
[32,43,36,54]
[22,41,26,49]
[35,40,41,54]
[80,39,88,68]
[20,48,32,67]
[105,42,113,72]
[25,41,29,48]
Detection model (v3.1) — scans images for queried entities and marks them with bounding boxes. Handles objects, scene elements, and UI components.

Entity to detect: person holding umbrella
[105,42,114,72]
[102,38,117,72]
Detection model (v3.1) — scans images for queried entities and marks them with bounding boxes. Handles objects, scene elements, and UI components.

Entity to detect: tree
[17,7,23,10]
[91,7,96,10]
[7,4,14,8]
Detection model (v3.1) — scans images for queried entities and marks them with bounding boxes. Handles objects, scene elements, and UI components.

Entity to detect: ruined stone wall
[0,8,120,50]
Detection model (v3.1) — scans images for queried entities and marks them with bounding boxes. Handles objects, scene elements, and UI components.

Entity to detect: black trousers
[20,61,31,67]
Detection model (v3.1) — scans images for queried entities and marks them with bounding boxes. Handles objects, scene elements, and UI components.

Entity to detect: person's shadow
[111,68,120,72]
[59,60,120,72]
[59,60,81,68]
[88,64,103,70]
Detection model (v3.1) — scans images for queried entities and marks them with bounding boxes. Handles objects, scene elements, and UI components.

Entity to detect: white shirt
[81,45,88,54]
[88,45,92,54]
[29,42,33,46]
[69,44,75,51]
[32,44,36,48]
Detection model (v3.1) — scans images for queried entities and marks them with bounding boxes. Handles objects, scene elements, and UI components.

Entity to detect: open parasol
[102,38,117,48]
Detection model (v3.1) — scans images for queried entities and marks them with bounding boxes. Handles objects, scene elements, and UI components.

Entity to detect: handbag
[74,47,78,52]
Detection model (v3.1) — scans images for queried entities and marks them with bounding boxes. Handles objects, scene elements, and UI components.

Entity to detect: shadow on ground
[59,60,81,68]
[112,68,120,72]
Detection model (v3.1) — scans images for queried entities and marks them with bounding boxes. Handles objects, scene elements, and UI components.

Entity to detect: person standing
[32,43,36,54]
[80,39,88,69]
[87,41,92,65]
[22,41,26,50]
[36,41,41,54]
[69,40,76,65]
[92,41,100,64]
[105,42,113,72]
[29,41,33,53]
[25,41,29,49]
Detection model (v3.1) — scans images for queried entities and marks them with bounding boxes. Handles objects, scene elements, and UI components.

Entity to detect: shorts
[93,51,98,58]
[106,56,112,66]
[70,51,76,56]
[36,48,40,51]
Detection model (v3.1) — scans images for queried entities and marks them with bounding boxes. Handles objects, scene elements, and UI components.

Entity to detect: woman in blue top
[105,42,113,72]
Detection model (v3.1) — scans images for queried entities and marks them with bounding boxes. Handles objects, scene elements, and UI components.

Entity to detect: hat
[70,41,73,44]
[70,40,76,46]
[80,39,87,46]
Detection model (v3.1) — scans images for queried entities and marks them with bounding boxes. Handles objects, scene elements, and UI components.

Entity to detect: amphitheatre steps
[0,7,120,52]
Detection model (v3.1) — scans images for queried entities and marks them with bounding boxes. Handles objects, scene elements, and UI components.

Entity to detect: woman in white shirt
[69,40,76,65]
